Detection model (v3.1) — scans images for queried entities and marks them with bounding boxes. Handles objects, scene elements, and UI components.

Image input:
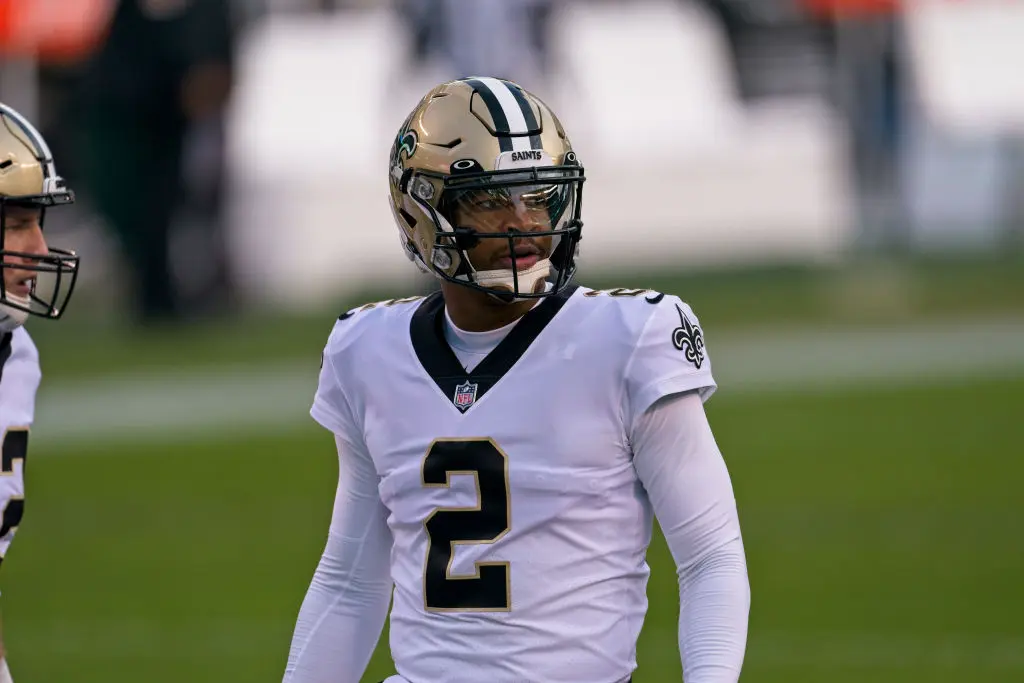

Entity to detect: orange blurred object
[801,0,902,18]
[0,0,114,64]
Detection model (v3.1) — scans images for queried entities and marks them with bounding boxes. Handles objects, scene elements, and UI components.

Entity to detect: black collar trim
[409,285,578,412]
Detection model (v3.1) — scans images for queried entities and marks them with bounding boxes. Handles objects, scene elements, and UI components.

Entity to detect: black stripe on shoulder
[338,295,426,321]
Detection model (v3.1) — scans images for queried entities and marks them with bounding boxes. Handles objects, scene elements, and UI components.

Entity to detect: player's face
[452,185,557,273]
[1,206,48,300]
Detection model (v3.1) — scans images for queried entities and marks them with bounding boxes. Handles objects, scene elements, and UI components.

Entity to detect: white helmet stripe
[473,77,533,152]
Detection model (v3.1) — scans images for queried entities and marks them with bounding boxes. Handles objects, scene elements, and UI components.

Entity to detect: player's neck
[440,283,537,332]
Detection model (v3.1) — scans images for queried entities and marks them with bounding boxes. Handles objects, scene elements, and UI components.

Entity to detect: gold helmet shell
[387,78,584,301]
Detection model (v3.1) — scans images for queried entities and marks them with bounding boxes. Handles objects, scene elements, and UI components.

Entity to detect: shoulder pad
[338,295,427,321]
[325,293,429,360]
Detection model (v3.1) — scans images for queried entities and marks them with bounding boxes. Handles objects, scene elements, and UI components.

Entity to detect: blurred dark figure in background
[802,0,905,247]
[697,0,838,102]
[695,0,905,247]
[398,0,553,84]
[398,0,443,63]
[76,0,235,325]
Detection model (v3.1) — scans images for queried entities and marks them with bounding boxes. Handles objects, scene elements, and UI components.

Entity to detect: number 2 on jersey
[421,438,510,612]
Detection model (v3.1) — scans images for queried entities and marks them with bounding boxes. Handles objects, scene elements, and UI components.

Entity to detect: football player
[283,78,749,683]
[0,103,80,683]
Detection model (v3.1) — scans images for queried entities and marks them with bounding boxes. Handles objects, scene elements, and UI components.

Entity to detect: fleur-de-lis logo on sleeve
[671,304,705,369]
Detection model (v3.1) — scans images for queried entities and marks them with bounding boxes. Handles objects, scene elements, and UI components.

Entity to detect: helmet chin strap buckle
[473,259,552,303]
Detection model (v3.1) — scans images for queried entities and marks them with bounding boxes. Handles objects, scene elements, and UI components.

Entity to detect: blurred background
[1,0,1023,681]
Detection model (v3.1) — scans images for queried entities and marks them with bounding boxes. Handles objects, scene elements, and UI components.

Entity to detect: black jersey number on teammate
[0,429,28,540]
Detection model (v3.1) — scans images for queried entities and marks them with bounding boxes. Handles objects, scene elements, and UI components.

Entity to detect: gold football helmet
[0,103,79,332]
[388,77,584,301]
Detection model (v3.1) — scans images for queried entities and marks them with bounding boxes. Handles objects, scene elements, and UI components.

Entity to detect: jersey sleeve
[630,391,749,680]
[282,435,392,683]
[310,325,362,448]
[624,295,717,429]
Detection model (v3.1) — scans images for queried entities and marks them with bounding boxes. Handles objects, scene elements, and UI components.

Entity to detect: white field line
[32,317,1024,447]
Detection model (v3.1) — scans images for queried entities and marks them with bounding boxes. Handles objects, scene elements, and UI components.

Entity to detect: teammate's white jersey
[312,285,716,682]
[0,328,40,564]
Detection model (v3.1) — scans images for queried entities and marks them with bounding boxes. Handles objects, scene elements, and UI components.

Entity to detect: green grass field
[4,376,1022,682]
[4,258,1024,682]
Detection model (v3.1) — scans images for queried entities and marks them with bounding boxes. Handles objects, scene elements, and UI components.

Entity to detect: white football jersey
[313,285,716,683]
[0,328,40,565]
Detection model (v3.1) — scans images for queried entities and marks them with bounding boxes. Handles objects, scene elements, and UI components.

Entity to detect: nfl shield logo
[453,381,478,410]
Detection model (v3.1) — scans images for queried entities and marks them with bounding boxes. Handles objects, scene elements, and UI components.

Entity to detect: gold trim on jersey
[0,427,27,478]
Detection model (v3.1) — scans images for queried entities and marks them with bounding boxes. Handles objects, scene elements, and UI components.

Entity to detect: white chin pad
[473,259,551,299]
[0,297,30,333]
